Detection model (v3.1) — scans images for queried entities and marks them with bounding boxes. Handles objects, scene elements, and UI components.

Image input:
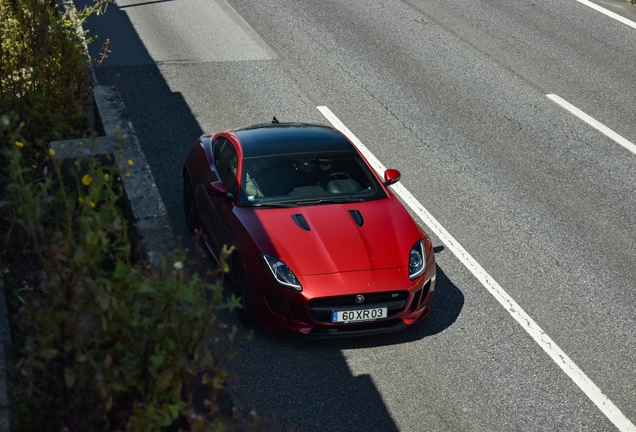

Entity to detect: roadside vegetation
[1,0,251,430]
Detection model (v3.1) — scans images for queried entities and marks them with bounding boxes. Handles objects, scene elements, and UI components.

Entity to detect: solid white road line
[547,94,636,156]
[317,105,636,432]
[574,0,636,30]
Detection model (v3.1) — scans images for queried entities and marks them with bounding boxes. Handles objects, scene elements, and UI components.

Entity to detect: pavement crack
[336,62,430,148]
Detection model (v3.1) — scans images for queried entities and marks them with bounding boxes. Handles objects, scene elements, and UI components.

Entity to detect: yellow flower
[127,159,133,167]
[104,173,109,182]
[78,141,83,147]
[49,148,55,156]
[14,141,23,148]
[2,268,9,274]
[125,172,131,178]
[89,201,96,209]
[78,197,84,203]
[82,174,92,186]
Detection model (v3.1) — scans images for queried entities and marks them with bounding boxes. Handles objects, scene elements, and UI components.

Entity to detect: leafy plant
[1,2,255,430]
[0,0,110,151]
[2,119,248,431]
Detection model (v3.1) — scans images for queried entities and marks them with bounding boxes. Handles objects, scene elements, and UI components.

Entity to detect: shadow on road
[79,2,464,430]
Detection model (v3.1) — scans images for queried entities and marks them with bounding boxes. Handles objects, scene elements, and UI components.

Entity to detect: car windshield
[239,152,387,207]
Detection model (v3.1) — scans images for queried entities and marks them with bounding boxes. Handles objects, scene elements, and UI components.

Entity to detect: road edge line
[317,105,636,432]
[574,0,636,30]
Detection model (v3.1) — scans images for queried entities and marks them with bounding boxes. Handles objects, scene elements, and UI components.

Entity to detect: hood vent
[348,210,364,227]
[291,214,311,231]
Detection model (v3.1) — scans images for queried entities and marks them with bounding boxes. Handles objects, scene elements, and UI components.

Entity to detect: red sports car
[183,121,436,337]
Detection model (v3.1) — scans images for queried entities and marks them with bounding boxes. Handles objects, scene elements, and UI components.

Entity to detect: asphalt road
[79,0,636,430]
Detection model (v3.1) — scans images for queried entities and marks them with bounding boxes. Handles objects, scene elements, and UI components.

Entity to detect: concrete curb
[50,85,178,264]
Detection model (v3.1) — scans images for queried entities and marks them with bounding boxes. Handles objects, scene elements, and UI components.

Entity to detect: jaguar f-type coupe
[183,120,436,337]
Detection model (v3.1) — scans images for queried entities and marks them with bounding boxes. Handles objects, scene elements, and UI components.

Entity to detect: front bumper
[244,253,436,337]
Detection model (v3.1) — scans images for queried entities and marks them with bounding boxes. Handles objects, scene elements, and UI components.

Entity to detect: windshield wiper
[295,197,366,205]
[245,202,298,208]
[246,197,366,208]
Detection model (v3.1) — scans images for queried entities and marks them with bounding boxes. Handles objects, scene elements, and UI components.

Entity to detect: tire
[232,256,255,327]
[183,173,199,233]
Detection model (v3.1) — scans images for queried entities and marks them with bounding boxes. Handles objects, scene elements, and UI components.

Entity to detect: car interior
[240,153,384,205]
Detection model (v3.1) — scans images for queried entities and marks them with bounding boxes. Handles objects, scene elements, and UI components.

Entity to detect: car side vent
[348,210,364,227]
[291,214,311,231]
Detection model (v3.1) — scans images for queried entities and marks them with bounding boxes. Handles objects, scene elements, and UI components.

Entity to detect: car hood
[239,197,423,276]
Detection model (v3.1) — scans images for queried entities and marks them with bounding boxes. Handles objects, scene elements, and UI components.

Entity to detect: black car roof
[233,123,355,158]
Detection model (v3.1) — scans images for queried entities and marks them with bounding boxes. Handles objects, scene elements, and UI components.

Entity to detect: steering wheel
[320,171,352,189]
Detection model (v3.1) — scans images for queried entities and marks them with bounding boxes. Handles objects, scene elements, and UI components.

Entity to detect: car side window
[214,138,238,196]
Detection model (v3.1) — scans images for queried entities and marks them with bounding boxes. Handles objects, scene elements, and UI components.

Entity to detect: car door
[199,137,238,259]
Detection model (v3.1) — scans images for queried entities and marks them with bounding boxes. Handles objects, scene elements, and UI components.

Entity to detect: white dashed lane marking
[547,94,636,156]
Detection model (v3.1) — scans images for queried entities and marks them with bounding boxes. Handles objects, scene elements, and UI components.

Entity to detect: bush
[1,1,253,429]
[2,119,248,431]
[0,0,108,150]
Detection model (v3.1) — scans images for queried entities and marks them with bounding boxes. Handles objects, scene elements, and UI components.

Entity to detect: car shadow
[79,2,464,430]
[227,261,462,430]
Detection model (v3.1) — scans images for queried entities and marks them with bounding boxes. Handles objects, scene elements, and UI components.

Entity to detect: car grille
[308,291,409,323]
[308,319,408,337]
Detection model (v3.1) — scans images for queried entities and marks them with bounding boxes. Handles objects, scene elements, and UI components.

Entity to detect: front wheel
[232,256,255,327]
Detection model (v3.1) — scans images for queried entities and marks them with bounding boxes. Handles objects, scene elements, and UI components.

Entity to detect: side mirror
[206,181,228,197]
[383,169,401,186]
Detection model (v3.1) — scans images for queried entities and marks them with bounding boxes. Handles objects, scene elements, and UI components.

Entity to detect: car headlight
[261,254,302,291]
[408,240,426,280]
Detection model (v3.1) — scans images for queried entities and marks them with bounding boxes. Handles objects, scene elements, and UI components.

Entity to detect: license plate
[332,307,388,323]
